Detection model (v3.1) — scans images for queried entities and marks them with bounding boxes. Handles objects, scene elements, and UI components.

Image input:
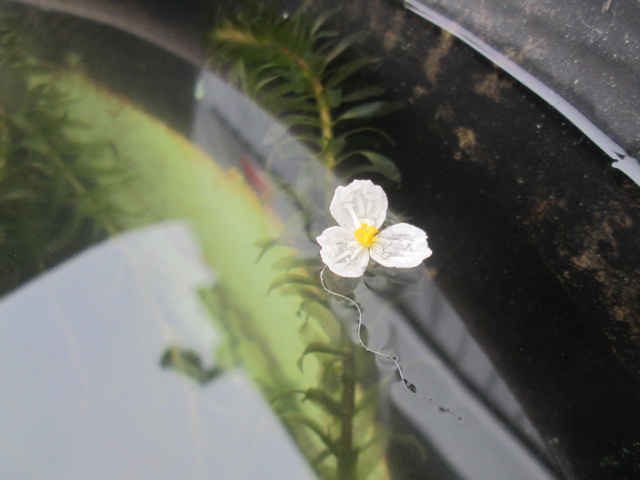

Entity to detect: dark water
[1,1,639,480]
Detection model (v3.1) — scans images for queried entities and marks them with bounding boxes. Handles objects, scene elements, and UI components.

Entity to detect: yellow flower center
[354,223,378,247]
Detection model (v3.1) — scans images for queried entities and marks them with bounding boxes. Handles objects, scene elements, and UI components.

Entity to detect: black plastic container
[2,1,639,479]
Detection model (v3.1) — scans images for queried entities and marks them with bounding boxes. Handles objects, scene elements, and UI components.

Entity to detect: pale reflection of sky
[0,221,315,480]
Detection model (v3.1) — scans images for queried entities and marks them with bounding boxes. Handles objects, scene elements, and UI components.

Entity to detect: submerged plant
[207,1,401,181]
[206,4,414,479]
[0,12,132,296]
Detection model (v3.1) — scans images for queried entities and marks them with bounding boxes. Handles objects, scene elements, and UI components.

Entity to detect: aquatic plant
[207,1,401,181]
[0,12,131,296]
[206,4,410,479]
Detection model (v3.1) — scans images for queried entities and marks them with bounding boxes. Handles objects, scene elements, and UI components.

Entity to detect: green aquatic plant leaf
[207,1,400,173]
[282,412,338,454]
[341,163,400,183]
[337,101,403,122]
[325,58,371,89]
[312,449,334,469]
[270,254,320,272]
[325,88,342,108]
[339,151,402,183]
[263,114,322,145]
[303,388,345,418]
[0,13,130,296]
[320,32,366,65]
[278,284,326,302]
[341,86,386,103]
[297,341,348,372]
[268,273,319,294]
[338,126,396,147]
[255,232,308,262]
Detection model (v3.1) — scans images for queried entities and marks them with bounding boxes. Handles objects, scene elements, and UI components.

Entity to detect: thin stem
[309,75,336,167]
[319,266,415,393]
[280,50,336,167]
[337,325,357,480]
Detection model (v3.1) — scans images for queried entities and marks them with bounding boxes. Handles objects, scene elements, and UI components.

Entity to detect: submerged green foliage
[207,1,401,181]
[0,14,131,295]
[207,4,404,479]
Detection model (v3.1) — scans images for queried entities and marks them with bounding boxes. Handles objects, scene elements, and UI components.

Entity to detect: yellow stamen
[354,223,378,247]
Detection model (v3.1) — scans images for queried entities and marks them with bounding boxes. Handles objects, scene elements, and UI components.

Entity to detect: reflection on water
[0,2,563,480]
[0,222,315,479]
[194,68,556,479]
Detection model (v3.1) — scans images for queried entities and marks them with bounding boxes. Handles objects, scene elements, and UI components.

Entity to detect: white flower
[316,179,433,278]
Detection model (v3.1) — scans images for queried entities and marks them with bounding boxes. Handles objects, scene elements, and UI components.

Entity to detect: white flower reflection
[316,179,432,278]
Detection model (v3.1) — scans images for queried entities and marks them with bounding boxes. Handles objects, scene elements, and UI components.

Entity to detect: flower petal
[369,223,432,269]
[329,179,388,230]
[316,226,370,278]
